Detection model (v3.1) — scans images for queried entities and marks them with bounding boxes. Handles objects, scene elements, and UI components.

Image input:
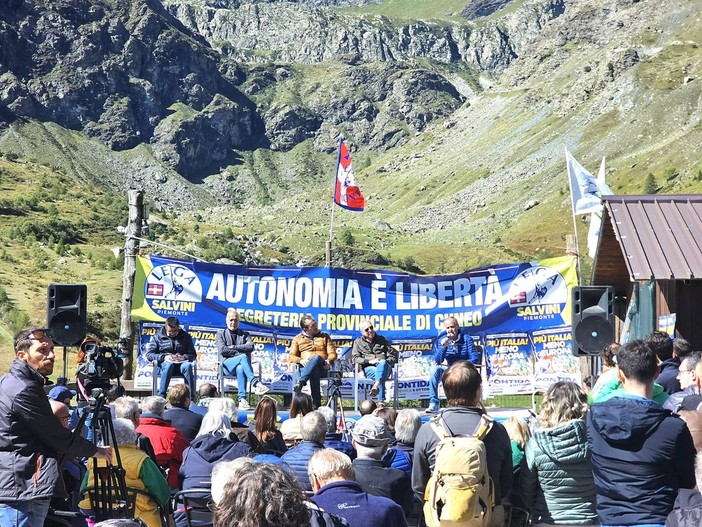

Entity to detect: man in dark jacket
[0,327,112,527]
[587,339,696,526]
[216,308,269,411]
[412,360,512,527]
[310,448,408,527]
[317,405,355,460]
[646,330,680,395]
[281,411,327,491]
[164,383,203,442]
[351,414,413,517]
[146,316,197,398]
[352,320,397,401]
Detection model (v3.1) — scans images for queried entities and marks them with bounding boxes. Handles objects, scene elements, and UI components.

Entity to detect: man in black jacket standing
[146,316,197,398]
[0,327,112,527]
[587,339,696,526]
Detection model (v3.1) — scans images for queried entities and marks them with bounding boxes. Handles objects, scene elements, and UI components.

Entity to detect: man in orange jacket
[289,315,336,408]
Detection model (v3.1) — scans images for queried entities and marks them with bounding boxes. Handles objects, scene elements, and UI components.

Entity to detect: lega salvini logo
[145,264,203,315]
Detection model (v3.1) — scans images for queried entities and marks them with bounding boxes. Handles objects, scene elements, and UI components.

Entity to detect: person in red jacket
[136,395,189,489]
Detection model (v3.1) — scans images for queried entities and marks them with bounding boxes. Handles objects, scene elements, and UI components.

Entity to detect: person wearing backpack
[412,360,512,527]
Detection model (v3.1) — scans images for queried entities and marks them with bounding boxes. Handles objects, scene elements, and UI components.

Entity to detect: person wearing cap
[145,316,197,398]
[48,385,80,430]
[289,315,337,408]
[352,320,397,401]
[351,414,413,517]
[0,326,112,527]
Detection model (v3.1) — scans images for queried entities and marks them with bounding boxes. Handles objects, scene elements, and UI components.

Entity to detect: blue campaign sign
[132,254,577,340]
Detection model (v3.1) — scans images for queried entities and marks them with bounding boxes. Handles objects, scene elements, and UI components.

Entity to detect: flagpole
[327,137,343,267]
[565,147,583,284]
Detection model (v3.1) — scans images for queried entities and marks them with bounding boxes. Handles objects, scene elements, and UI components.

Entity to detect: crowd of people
[2,320,702,527]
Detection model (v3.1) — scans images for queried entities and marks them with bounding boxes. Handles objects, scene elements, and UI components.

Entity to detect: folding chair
[172,488,214,527]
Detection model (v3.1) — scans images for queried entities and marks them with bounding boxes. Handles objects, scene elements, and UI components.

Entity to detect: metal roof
[594,195,702,283]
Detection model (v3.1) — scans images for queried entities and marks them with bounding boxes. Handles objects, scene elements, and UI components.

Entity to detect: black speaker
[572,285,615,356]
[47,283,87,346]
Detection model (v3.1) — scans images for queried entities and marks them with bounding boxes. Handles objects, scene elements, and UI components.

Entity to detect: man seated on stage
[146,316,197,398]
[426,316,479,414]
[216,308,269,411]
[352,320,398,402]
[289,315,336,408]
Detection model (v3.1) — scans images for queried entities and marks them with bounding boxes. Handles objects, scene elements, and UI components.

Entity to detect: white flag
[586,157,611,258]
[566,148,613,215]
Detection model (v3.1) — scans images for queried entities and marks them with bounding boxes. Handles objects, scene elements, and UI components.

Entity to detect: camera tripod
[326,374,348,435]
[72,391,129,522]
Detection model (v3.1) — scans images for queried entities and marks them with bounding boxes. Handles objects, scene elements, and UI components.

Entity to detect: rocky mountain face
[0,0,566,199]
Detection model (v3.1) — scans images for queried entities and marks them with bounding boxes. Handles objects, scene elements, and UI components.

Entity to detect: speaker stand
[62,346,68,379]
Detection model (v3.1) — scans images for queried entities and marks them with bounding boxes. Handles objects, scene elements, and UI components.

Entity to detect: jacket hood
[189,433,240,463]
[533,418,589,464]
[589,396,672,447]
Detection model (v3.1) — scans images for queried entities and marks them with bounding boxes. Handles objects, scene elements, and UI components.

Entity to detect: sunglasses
[363,326,374,332]
[26,329,51,340]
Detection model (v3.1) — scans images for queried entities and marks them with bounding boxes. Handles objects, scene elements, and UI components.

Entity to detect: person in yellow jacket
[289,315,337,408]
[80,418,170,527]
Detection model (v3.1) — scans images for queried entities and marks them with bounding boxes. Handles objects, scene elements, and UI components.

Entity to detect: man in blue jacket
[146,316,197,398]
[427,316,479,413]
[0,327,112,527]
[310,448,408,527]
[281,411,327,491]
[587,339,696,527]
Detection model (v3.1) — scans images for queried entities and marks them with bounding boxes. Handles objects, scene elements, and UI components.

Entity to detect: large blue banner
[132,255,579,395]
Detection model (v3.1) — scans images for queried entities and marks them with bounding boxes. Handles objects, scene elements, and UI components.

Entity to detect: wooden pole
[118,190,144,380]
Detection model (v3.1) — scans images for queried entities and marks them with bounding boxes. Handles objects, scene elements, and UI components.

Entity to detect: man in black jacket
[0,327,112,527]
[216,308,268,411]
[146,316,197,398]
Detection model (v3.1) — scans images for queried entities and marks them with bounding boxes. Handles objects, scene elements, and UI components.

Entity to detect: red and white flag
[334,138,365,212]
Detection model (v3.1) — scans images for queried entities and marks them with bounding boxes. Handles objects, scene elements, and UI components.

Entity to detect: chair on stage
[151,359,197,396]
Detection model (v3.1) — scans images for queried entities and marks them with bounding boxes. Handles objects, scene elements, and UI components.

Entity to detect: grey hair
[112,418,137,446]
[198,410,233,438]
[207,397,239,422]
[315,405,336,433]
[354,443,386,460]
[300,411,328,443]
[113,396,140,420]
[307,448,355,488]
[394,408,422,444]
[211,458,255,504]
[141,395,166,416]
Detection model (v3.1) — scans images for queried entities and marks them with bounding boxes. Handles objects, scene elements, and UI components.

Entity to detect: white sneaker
[253,382,270,396]
[238,399,251,411]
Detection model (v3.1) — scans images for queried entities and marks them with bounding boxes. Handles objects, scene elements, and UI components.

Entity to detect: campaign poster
[484,332,533,395]
[532,327,581,390]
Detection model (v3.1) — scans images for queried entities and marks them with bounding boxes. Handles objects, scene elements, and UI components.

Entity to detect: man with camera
[289,315,336,408]
[352,320,397,402]
[0,327,112,527]
[146,316,197,398]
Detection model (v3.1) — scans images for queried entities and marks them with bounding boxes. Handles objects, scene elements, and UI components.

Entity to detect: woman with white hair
[179,410,251,491]
[79,418,169,527]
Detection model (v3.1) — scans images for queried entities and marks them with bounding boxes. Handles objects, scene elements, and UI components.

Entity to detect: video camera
[327,369,343,387]
[77,340,124,392]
